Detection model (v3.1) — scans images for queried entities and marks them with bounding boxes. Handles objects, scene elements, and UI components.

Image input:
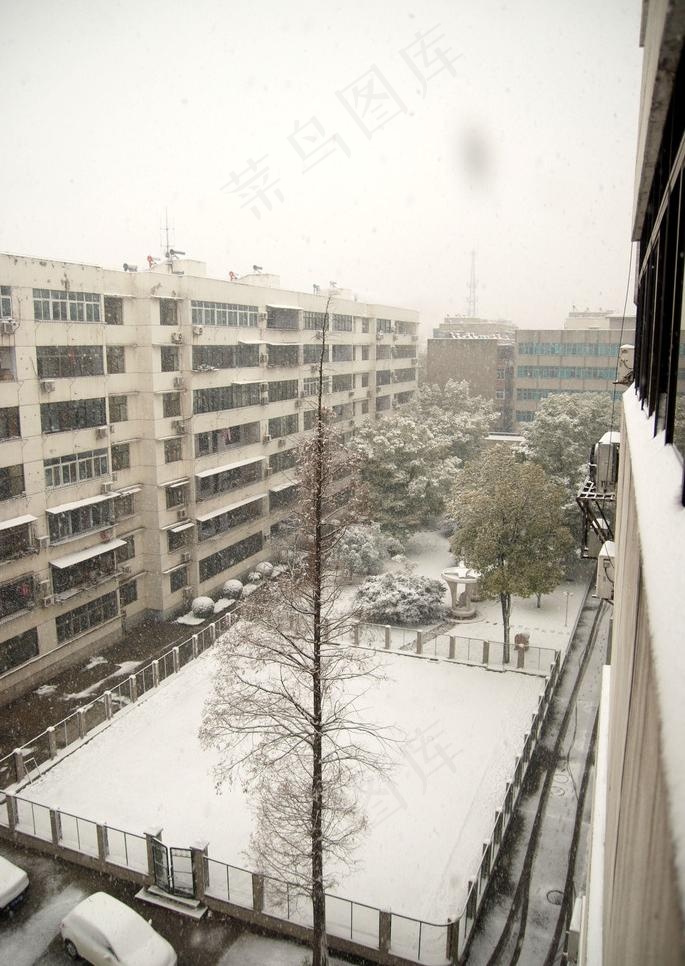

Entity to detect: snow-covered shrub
[383,535,405,557]
[354,572,445,625]
[332,524,387,577]
[255,561,274,578]
[247,571,262,582]
[191,596,215,618]
[222,579,243,599]
[242,583,259,597]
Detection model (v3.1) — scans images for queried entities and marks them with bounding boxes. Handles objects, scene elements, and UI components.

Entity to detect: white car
[0,853,29,912]
[59,892,177,965]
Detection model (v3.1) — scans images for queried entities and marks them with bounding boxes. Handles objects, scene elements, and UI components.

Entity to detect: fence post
[384,625,391,649]
[5,795,18,832]
[192,635,199,660]
[416,630,423,655]
[449,635,456,660]
[172,647,180,674]
[517,646,525,669]
[482,640,490,665]
[252,872,264,913]
[49,808,61,846]
[144,827,163,885]
[104,690,113,720]
[190,840,209,900]
[151,660,160,689]
[96,823,109,867]
[129,675,138,703]
[353,623,360,646]
[47,726,57,759]
[13,749,26,782]
[446,917,460,964]
[379,910,392,953]
[77,709,87,740]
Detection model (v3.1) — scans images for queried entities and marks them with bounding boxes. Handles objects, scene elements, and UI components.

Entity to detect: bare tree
[200,303,386,966]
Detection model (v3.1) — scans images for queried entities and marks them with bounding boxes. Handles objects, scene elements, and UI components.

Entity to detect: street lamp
[564,591,573,627]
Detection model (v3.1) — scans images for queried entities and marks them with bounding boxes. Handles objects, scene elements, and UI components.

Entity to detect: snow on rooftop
[25,646,543,921]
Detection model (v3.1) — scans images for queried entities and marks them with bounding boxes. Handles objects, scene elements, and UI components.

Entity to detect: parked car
[0,853,29,912]
[59,892,177,965]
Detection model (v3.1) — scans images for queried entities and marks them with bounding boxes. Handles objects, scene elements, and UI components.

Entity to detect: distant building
[0,253,419,703]
[575,3,685,964]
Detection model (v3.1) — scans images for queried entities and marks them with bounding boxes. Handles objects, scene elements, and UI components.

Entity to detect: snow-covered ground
[25,646,543,923]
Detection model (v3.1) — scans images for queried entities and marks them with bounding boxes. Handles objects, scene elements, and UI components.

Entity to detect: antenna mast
[467,250,478,317]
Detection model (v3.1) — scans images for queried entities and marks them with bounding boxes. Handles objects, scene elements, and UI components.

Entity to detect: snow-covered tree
[331,523,387,577]
[414,379,497,461]
[355,572,446,625]
[449,446,573,661]
[200,303,383,966]
[521,392,615,497]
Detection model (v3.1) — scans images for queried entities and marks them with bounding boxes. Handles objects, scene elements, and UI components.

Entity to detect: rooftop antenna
[159,209,186,273]
[467,250,478,318]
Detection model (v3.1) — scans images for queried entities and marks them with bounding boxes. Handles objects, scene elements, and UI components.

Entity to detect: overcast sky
[0,0,642,336]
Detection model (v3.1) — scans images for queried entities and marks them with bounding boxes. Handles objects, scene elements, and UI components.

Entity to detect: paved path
[465,596,609,965]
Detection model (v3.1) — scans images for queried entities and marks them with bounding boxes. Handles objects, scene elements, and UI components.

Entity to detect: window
[304,409,317,430]
[303,375,330,396]
[0,627,39,675]
[268,413,299,438]
[0,464,25,501]
[163,392,181,418]
[332,314,353,332]
[44,448,108,488]
[0,407,20,441]
[376,370,391,386]
[393,345,417,359]
[196,460,262,501]
[0,575,35,620]
[114,493,135,520]
[361,319,369,334]
[111,443,130,471]
[332,344,353,363]
[193,383,262,414]
[269,448,298,473]
[394,367,416,384]
[120,581,137,606]
[199,532,263,581]
[198,497,262,542]
[191,300,258,327]
[376,345,391,360]
[361,373,369,388]
[303,344,329,364]
[376,319,393,334]
[497,368,506,380]
[167,526,189,552]
[192,344,260,370]
[266,307,299,330]
[496,390,506,400]
[268,380,298,403]
[170,567,187,592]
[332,374,353,392]
[269,482,299,511]
[361,346,370,360]
[0,286,11,317]
[159,299,178,326]
[104,296,123,325]
[166,482,188,509]
[109,395,128,423]
[56,591,118,643]
[48,499,114,541]
[164,438,183,463]
[33,289,101,322]
[0,520,33,561]
[161,346,179,372]
[194,421,259,457]
[303,311,326,330]
[36,346,104,378]
[41,398,106,434]
[116,535,135,563]
[267,344,299,367]
[106,346,125,374]
[52,549,118,595]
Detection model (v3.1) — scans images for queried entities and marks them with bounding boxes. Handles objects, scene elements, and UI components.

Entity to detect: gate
[150,838,195,899]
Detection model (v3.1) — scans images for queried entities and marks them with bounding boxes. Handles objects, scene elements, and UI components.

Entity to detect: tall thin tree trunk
[311,308,329,966]
[501,592,511,664]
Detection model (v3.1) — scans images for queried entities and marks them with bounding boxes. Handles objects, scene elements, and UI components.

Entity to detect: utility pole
[467,250,478,318]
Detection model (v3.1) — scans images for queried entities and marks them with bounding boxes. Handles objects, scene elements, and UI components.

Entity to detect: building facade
[0,254,418,702]
[577,2,685,964]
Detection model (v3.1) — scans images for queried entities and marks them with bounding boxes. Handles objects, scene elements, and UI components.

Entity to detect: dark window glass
[159,299,178,326]
[104,296,123,325]
[0,627,39,674]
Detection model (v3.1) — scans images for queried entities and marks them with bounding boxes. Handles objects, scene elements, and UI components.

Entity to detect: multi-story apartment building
[0,254,418,702]
[575,3,685,963]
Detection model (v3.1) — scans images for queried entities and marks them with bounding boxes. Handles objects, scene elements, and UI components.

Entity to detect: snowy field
[25,646,543,922]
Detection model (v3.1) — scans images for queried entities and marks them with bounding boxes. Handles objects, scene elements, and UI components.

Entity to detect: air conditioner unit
[192,325,203,336]
[375,332,383,341]
[310,364,318,372]
[182,585,193,599]
[278,438,286,448]
[174,377,186,389]
[265,467,273,477]
[96,426,109,439]
[0,320,17,335]
[171,332,183,344]
[173,420,185,435]
[596,541,616,601]
[177,509,188,521]
[259,354,268,365]
[260,393,269,405]
[294,399,302,408]
[101,481,114,494]
[42,595,55,608]
[38,535,49,550]
[258,312,268,324]
[348,390,355,397]
[181,551,191,563]
[38,578,50,593]
[263,434,272,444]
[101,528,114,541]
[40,379,56,393]
[118,565,131,577]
